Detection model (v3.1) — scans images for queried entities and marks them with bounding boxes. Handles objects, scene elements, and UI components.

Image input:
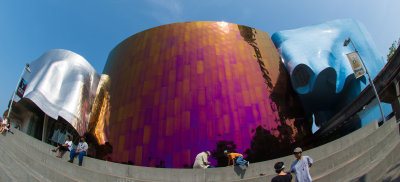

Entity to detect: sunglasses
[293,152,301,154]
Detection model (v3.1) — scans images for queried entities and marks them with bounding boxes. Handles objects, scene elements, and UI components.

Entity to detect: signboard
[16,78,28,98]
[346,52,365,79]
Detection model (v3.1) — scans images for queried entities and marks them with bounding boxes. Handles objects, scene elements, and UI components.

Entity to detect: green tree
[387,38,400,61]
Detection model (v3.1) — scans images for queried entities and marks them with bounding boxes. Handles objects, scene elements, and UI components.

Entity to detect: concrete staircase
[0,117,399,182]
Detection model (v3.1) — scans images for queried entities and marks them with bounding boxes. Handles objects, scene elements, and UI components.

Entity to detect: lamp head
[343,38,351,47]
[25,63,31,73]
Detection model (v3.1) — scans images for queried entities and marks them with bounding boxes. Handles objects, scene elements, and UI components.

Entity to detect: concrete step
[0,132,81,182]
[0,147,39,182]
[0,117,398,182]
[220,118,396,182]
[209,117,382,181]
[349,142,400,182]
[311,118,398,180]
[0,136,20,182]
[309,118,393,167]
[5,130,153,182]
[304,119,380,162]
[0,134,49,182]
[376,160,400,182]
[349,126,400,182]
[7,119,383,181]
[313,121,400,182]
[222,119,383,181]
[9,128,207,182]
[0,161,18,182]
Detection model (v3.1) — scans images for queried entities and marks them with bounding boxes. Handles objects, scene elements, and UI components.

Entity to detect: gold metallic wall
[89,22,311,168]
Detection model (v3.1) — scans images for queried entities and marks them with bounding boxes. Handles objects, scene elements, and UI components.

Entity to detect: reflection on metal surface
[88,75,111,145]
[217,21,230,33]
[91,22,311,168]
[23,49,100,135]
[86,74,113,160]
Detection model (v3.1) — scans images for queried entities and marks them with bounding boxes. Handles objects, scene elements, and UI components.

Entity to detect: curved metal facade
[89,22,310,168]
[24,49,100,136]
[271,19,390,126]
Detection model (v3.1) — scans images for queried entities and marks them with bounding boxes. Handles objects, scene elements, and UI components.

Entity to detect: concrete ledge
[5,131,149,182]
[0,117,397,182]
[304,119,379,161]
[313,121,400,181]
[0,132,81,182]
[375,140,400,181]
[311,118,396,177]
[0,142,42,182]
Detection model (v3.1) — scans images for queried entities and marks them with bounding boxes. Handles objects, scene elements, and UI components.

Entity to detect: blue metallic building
[272,19,392,127]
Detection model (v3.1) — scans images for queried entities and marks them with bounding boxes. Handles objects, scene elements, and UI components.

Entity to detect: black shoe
[78,163,82,166]
[68,160,73,163]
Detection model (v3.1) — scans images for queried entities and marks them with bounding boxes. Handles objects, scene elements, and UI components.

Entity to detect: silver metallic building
[22,49,100,136]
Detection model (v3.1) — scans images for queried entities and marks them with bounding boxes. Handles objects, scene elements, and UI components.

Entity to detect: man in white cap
[290,147,313,182]
[193,151,214,169]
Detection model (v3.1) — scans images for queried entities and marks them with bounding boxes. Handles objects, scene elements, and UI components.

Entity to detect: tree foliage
[387,38,400,61]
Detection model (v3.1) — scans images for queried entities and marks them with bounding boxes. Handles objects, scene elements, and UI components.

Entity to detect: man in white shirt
[68,136,88,166]
[193,151,214,169]
[290,147,313,182]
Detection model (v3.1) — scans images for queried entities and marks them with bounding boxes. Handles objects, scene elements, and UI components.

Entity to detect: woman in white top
[0,117,9,134]
[52,135,73,158]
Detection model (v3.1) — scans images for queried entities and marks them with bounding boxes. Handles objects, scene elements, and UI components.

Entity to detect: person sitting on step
[0,123,12,134]
[52,135,73,158]
[68,136,88,166]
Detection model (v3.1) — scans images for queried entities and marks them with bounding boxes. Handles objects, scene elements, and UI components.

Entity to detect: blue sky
[0,0,399,113]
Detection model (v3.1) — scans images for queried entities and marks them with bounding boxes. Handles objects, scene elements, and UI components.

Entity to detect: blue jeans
[235,156,247,166]
[70,149,86,165]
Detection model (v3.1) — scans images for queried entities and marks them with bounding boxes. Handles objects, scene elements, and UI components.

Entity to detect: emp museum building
[6,19,393,168]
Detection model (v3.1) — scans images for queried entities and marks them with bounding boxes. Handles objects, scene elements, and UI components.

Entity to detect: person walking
[271,161,293,182]
[224,150,249,167]
[193,151,214,169]
[68,136,88,166]
[290,147,313,182]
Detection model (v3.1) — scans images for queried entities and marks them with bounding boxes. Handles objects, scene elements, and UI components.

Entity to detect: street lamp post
[5,63,31,124]
[344,38,386,122]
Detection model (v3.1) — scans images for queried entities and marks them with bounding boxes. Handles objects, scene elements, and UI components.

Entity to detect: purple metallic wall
[88,22,311,168]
